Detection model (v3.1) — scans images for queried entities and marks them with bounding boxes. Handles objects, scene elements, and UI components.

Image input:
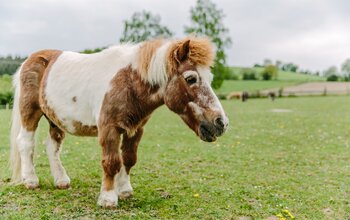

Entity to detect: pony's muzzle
[199,117,227,142]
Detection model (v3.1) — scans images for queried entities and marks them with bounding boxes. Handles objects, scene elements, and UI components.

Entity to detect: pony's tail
[10,65,23,184]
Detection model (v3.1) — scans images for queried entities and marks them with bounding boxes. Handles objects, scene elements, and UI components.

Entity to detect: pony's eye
[185,76,197,85]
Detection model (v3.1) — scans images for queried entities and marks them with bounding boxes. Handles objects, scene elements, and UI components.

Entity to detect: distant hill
[230,66,325,82]
[215,66,325,95]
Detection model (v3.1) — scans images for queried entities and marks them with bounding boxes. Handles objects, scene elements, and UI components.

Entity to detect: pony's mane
[167,37,215,74]
[136,37,215,86]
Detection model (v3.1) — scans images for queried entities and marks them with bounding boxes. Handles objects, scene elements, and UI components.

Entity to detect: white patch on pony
[188,102,204,117]
[197,66,213,84]
[116,166,133,198]
[45,44,141,133]
[147,41,171,86]
[46,136,70,188]
[98,189,118,207]
[197,66,229,128]
[115,166,133,199]
[16,127,39,188]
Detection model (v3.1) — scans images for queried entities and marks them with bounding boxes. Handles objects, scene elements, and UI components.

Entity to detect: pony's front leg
[97,127,122,208]
[117,128,143,199]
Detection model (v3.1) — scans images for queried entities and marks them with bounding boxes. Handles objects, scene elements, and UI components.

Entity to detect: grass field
[0,75,12,93]
[230,67,325,82]
[1,96,350,219]
[215,80,297,95]
[216,67,325,95]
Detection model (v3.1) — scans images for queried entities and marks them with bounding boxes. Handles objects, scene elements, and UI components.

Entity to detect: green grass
[215,80,296,94]
[0,75,12,93]
[1,96,350,219]
[230,66,325,82]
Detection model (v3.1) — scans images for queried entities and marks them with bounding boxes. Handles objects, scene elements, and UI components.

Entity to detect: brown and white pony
[10,37,228,208]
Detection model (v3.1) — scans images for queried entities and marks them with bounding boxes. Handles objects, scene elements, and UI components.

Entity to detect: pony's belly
[40,100,98,137]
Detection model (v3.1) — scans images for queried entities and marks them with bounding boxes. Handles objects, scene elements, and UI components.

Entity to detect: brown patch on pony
[167,37,215,75]
[72,121,98,136]
[122,128,144,174]
[36,51,68,132]
[99,65,163,136]
[49,122,65,145]
[98,64,165,188]
[99,126,122,191]
[19,50,62,131]
[137,38,164,82]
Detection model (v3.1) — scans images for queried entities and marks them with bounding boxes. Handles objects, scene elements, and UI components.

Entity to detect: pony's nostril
[215,117,224,128]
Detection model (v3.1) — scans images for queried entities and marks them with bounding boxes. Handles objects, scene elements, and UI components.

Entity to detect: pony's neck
[136,40,171,87]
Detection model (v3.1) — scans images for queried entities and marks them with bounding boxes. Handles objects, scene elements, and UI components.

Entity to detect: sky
[1,0,350,72]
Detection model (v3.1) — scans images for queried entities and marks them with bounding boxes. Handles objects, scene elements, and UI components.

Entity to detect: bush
[261,65,278,80]
[327,74,338,81]
[0,91,14,105]
[240,68,257,80]
[223,68,239,80]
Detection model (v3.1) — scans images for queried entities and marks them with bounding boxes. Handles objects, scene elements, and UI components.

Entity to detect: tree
[120,11,173,43]
[324,66,338,77]
[261,65,278,80]
[241,68,257,80]
[281,62,298,72]
[341,59,350,81]
[0,55,26,75]
[275,60,282,69]
[341,59,350,74]
[185,0,232,89]
[80,48,105,54]
[263,59,272,66]
[326,74,338,81]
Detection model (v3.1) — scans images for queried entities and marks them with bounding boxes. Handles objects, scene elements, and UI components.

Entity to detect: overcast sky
[1,0,349,72]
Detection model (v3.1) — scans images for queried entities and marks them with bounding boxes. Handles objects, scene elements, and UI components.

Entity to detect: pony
[10,37,229,208]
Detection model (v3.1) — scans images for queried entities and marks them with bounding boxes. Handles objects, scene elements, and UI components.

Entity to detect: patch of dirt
[270,109,293,113]
[236,216,253,220]
[263,82,350,96]
[323,207,333,218]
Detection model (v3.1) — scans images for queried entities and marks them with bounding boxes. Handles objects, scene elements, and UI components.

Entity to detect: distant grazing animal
[226,91,249,102]
[10,37,228,208]
[241,91,249,102]
[268,91,276,101]
[226,91,241,100]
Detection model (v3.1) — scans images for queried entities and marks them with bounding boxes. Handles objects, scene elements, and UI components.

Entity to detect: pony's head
[163,38,229,142]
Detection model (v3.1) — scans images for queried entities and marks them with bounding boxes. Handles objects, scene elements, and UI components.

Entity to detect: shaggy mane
[136,37,215,86]
[167,37,215,74]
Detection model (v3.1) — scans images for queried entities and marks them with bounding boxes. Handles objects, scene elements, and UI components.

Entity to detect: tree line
[0,56,26,76]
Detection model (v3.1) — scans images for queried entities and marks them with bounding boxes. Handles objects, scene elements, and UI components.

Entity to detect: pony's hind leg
[46,123,70,189]
[117,128,143,199]
[17,126,39,189]
[17,104,42,189]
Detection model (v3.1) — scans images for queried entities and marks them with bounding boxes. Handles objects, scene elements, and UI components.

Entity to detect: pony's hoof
[98,200,117,209]
[24,180,39,189]
[98,190,118,208]
[118,191,133,200]
[56,181,70,189]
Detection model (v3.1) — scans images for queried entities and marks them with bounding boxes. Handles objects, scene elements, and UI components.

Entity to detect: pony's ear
[176,40,190,63]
